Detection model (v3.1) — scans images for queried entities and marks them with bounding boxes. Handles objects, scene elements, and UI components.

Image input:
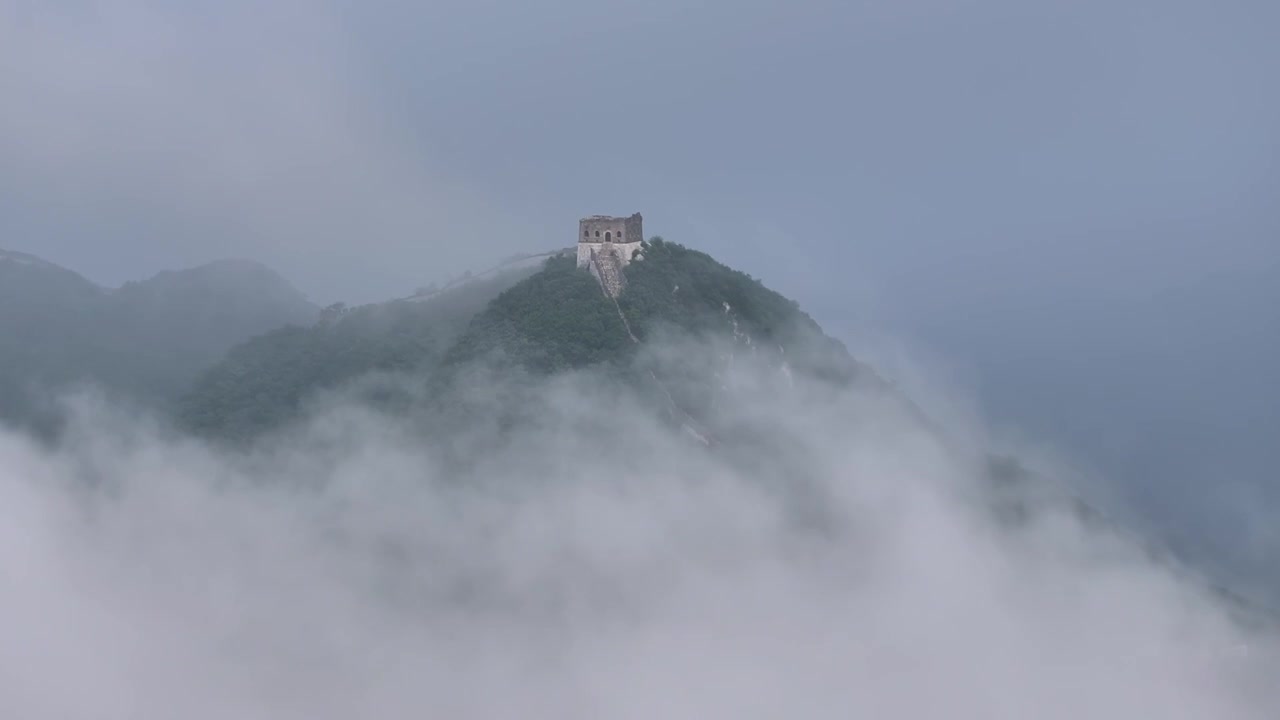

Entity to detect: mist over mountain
[2,0,1277,714]
[172,237,1275,613]
[179,240,876,443]
[0,249,316,433]
[1,234,1278,718]
[178,263,539,440]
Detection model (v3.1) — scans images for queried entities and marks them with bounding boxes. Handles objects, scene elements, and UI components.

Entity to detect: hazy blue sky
[2,1,1278,591]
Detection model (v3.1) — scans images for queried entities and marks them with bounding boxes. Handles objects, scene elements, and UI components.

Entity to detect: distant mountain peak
[132,257,296,286]
[118,257,313,311]
[0,248,106,305]
[0,248,57,268]
[0,250,318,435]
[0,248,89,278]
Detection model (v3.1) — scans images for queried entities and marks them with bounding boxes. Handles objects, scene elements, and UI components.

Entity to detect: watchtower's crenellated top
[579,213,642,246]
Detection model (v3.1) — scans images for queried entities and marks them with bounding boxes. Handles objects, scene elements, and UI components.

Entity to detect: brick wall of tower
[577,213,643,270]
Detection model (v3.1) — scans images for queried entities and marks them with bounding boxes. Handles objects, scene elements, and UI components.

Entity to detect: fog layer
[1,344,1274,719]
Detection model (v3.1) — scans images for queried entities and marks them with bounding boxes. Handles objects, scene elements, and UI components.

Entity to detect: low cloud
[0,341,1274,719]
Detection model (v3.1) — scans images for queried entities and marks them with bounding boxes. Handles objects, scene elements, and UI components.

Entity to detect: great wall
[577,213,644,298]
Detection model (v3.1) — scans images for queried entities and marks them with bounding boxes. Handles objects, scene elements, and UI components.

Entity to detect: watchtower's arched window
[605,231,612,241]
[595,230,601,237]
[584,229,589,237]
[618,230,624,239]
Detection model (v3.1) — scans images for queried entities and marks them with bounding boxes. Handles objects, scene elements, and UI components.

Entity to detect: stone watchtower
[577,213,643,297]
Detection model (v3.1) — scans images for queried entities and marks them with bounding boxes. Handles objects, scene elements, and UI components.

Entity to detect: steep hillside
[104,259,318,399]
[179,239,879,446]
[0,250,317,433]
[0,251,109,429]
[0,249,106,308]
[443,254,634,372]
[178,266,538,439]
[450,239,866,381]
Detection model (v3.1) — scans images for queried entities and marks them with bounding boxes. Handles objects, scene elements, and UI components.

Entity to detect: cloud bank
[0,345,1274,719]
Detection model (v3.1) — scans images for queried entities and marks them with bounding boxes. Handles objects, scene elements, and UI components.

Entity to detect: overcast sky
[2,0,1278,592]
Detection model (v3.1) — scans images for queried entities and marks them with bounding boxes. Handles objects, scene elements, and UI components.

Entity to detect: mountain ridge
[180,239,877,441]
[0,249,318,434]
